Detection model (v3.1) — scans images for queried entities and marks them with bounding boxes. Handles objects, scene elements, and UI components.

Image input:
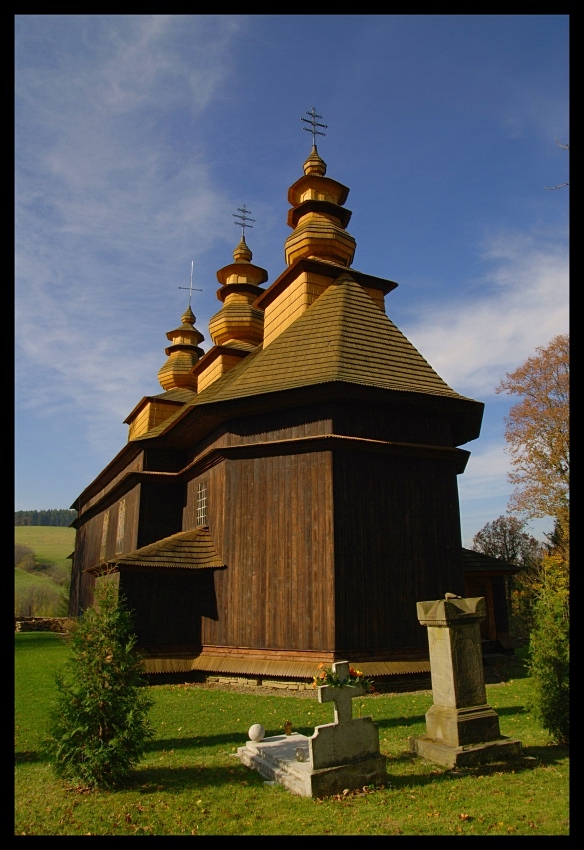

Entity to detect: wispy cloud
[16,15,246,446]
[399,228,569,399]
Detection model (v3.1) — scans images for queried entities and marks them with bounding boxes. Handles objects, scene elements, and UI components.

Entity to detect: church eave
[137,381,483,452]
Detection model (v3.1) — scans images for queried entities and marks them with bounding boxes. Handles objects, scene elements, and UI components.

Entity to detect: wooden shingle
[103,527,226,571]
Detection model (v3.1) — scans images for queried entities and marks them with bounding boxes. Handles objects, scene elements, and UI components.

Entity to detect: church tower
[195,207,267,393]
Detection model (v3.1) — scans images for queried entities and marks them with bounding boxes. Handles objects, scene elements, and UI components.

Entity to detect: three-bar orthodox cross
[232,204,255,240]
[301,106,327,146]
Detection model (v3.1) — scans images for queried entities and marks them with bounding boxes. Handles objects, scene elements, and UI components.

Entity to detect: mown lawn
[15,633,569,836]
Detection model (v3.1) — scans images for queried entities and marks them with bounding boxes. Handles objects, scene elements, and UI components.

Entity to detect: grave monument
[410,595,522,767]
[237,661,387,797]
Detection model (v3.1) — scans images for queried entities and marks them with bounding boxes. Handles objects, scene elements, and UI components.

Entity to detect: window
[100,510,110,561]
[115,499,126,554]
[196,480,208,527]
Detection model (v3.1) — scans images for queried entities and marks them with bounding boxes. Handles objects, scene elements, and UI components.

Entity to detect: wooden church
[69,116,519,683]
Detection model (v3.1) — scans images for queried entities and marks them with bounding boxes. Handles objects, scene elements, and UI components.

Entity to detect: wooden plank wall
[120,569,216,646]
[332,450,464,652]
[137,481,184,549]
[191,450,336,652]
[334,404,454,447]
[71,484,142,612]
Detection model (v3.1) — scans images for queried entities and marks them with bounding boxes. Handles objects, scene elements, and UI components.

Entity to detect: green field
[15,526,75,617]
[15,635,569,836]
[15,526,76,565]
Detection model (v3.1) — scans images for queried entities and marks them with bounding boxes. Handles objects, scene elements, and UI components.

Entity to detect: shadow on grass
[487,705,527,717]
[375,715,427,730]
[385,741,568,789]
[146,733,248,753]
[15,749,49,765]
[134,740,569,795]
[128,762,264,794]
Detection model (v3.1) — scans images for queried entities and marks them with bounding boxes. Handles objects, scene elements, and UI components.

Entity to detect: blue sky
[15,15,569,547]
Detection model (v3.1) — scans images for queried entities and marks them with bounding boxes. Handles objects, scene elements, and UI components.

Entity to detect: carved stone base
[425,703,502,748]
[237,733,388,798]
[410,734,523,768]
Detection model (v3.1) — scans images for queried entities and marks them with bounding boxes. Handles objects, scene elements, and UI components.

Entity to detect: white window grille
[196,481,208,527]
[115,499,126,554]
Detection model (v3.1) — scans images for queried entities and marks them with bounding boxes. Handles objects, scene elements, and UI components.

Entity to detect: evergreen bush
[46,576,153,789]
[528,554,569,744]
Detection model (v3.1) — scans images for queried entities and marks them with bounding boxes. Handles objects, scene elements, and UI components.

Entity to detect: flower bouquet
[312,664,374,692]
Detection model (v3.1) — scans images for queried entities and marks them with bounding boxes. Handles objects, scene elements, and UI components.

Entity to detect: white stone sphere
[248,723,265,742]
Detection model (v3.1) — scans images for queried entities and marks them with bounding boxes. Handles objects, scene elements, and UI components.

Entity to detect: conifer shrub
[528,554,569,745]
[46,576,153,789]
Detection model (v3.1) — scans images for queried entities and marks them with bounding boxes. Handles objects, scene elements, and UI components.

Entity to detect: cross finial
[232,205,255,240]
[178,260,202,307]
[301,106,327,147]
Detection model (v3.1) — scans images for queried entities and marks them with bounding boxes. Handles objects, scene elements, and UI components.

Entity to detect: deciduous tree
[472,515,544,637]
[496,335,569,742]
[472,515,543,566]
[496,333,569,542]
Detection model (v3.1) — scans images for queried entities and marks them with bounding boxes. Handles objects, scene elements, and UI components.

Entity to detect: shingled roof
[138,274,481,442]
[200,274,471,402]
[98,527,226,571]
[461,547,522,574]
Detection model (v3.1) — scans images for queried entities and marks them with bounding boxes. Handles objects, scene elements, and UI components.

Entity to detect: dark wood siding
[192,451,335,651]
[333,403,454,446]
[72,485,141,612]
[332,449,464,653]
[137,481,184,549]
[119,569,217,646]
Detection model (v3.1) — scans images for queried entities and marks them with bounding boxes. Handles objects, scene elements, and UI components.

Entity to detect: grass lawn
[15,634,569,836]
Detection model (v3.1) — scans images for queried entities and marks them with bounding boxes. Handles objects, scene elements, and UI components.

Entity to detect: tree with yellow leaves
[496,333,569,549]
[497,334,569,743]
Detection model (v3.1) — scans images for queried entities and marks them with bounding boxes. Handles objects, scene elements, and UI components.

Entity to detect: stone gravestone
[237,661,387,797]
[410,595,522,768]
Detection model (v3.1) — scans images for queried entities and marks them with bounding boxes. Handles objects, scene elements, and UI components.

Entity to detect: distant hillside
[15,526,76,565]
[15,509,77,527]
[15,526,75,617]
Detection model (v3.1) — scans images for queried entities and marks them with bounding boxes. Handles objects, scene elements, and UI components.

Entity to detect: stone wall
[14,617,74,633]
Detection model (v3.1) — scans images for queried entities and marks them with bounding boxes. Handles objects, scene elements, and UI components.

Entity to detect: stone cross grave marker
[237,659,387,797]
[318,661,365,723]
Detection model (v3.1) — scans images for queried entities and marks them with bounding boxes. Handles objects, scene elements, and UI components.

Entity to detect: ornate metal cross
[178,260,202,307]
[232,205,255,240]
[301,106,327,146]
[318,661,366,724]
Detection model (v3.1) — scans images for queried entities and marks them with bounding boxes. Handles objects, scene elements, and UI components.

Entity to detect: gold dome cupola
[207,205,267,350]
[284,108,356,268]
[157,292,205,391]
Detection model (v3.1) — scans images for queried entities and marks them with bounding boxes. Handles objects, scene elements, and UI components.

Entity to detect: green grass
[15,526,74,616]
[15,635,569,836]
[15,526,76,566]
[14,568,60,590]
